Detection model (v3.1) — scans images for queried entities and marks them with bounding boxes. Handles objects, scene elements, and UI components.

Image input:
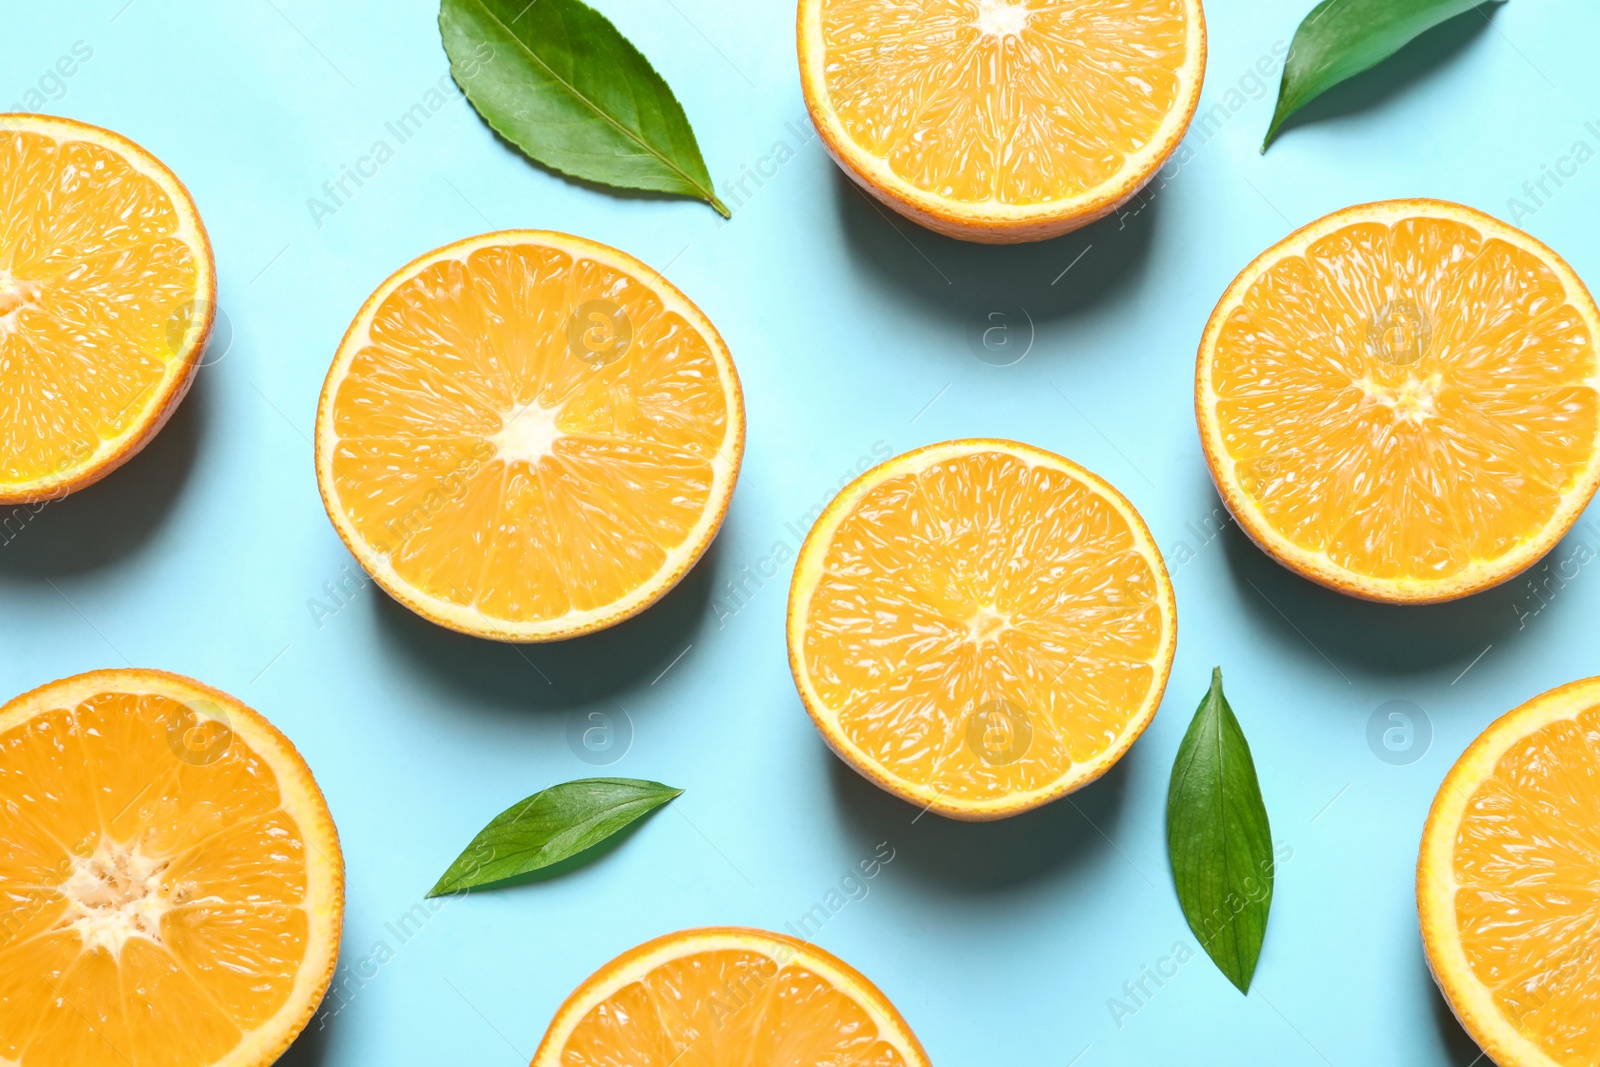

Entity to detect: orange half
[798,0,1206,242]
[1419,676,1600,1067]
[1198,199,1600,603]
[530,927,931,1067]
[0,114,214,503]
[787,439,1176,820]
[315,230,745,642]
[0,669,342,1067]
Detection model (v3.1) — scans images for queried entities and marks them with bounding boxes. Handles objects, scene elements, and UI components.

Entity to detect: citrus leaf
[428,777,682,896]
[439,0,729,216]
[1166,668,1275,993]
[1264,0,1504,150]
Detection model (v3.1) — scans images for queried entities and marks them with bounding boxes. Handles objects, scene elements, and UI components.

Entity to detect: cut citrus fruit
[0,668,342,1067]
[797,0,1206,243]
[315,230,744,642]
[1198,199,1600,604]
[0,113,214,504]
[530,926,931,1067]
[1419,676,1600,1067]
[787,439,1176,820]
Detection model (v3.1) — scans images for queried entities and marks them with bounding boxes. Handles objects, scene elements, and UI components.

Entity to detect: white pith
[58,836,194,956]
[490,401,565,466]
[974,0,1031,38]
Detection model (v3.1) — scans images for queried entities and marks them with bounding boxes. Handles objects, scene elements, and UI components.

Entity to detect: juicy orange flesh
[802,451,1164,802]
[1211,217,1599,582]
[1452,704,1600,1066]
[0,692,309,1067]
[819,0,1189,205]
[329,244,730,623]
[559,949,909,1066]
[0,128,200,488]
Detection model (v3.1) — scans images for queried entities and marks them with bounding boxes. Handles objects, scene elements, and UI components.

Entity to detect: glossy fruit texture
[788,439,1176,820]
[530,927,931,1067]
[1420,676,1600,1067]
[316,230,744,642]
[1199,199,1600,603]
[799,0,1206,242]
[0,114,214,503]
[0,669,342,1067]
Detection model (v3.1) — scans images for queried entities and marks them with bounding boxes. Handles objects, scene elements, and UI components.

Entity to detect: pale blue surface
[2,2,1596,1064]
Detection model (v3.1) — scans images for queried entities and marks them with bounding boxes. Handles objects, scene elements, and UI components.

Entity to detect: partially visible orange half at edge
[531,927,931,1067]
[0,113,214,503]
[798,0,1207,242]
[1420,676,1600,1067]
[0,668,342,1067]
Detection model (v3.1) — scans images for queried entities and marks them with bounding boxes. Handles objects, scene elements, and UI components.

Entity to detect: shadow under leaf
[1269,2,1503,147]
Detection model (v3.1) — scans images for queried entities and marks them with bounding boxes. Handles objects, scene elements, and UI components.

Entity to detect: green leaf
[428,777,682,896]
[1166,668,1275,993]
[439,0,729,216]
[1264,0,1504,150]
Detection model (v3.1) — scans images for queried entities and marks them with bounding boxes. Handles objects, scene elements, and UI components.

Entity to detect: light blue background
[3,1,1596,1064]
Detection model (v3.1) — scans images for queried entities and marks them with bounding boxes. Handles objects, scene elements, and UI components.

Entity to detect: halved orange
[530,927,931,1067]
[1198,199,1600,603]
[787,439,1176,820]
[798,0,1206,242]
[0,669,342,1067]
[0,114,214,504]
[315,230,744,642]
[1419,676,1600,1067]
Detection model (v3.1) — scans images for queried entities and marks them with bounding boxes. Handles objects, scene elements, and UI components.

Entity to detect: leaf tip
[1230,945,1263,994]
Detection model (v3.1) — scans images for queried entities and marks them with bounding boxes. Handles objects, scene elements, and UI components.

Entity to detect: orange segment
[0,114,214,503]
[531,927,930,1067]
[787,439,1176,820]
[1198,199,1600,603]
[1419,676,1600,1067]
[315,230,744,642]
[0,669,342,1067]
[798,0,1206,241]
